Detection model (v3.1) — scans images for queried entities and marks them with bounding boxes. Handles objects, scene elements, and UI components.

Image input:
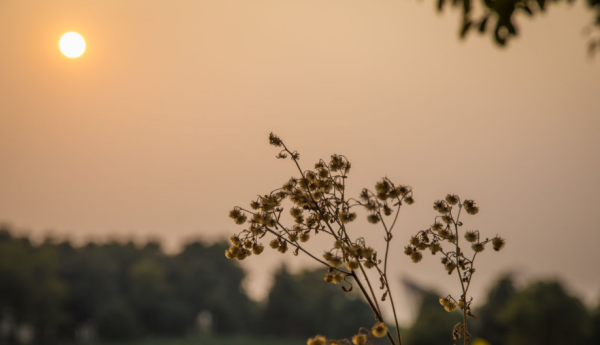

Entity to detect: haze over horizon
[1,0,599,324]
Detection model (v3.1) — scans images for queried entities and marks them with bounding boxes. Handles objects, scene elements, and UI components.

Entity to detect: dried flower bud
[364,260,375,269]
[332,272,344,284]
[236,249,250,261]
[290,207,303,218]
[324,273,334,283]
[334,240,344,249]
[243,241,253,249]
[375,180,391,194]
[277,241,288,254]
[328,256,343,267]
[371,322,388,338]
[410,251,423,263]
[439,297,458,312]
[404,196,414,205]
[409,236,420,246]
[225,249,235,259]
[269,132,283,147]
[492,237,506,251]
[438,229,450,238]
[433,200,450,214]
[339,211,357,224]
[352,334,367,345]
[430,243,441,254]
[300,232,310,242]
[367,214,380,224]
[432,222,443,231]
[229,246,241,256]
[383,204,393,216]
[445,194,459,205]
[404,246,414,256]
[230,235,241,246]
[269,239,280,249]
[472,243,485,253]
[464,231,478,243]
[445,262,457,275]
[346,260,360,271]
[463,199,479,215]
[252,243,264,255]
[307,335,326,345]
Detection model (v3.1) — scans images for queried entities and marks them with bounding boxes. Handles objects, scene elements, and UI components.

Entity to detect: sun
[59,32,86,58]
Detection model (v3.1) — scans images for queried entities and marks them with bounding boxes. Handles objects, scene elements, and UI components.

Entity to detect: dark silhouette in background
[0,227,598,344]
[443,0,600,51]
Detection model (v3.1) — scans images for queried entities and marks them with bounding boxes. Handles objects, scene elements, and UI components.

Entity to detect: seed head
[472,243,485,253]
[430,243,441,255]
[431,222,443,231]
[225,249,235,259]
[410,251,423,263]
[328,256,343,267]
[445,262,457,275]
[464,231,478,243]
[269,239,280,249]
[352,334,367,345]
[371,322,388,338]
[367,214,380,224]
[346,260,359,271]
[404,246,414,256]
[252,243,264,255]
[230,235,241,246]
[332,272,344,284]
[445,194,459,205]
[404,196,414,205]
[339,211,357,224]
[364,260,375,269]
[463,199,479,215]
[269,132,283,147]
[410,236,420,246]
[324,273,334,283]
[300,232,310,242]
[492,237,506,251]
[307,335,326,345]
[439,297,458,312]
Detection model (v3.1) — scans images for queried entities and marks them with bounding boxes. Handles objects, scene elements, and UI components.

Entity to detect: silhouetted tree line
[406,274,600,345]
[0,227,598,344]
[0,227,372,344]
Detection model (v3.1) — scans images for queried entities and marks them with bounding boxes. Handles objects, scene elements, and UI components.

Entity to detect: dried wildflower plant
[405,195,506,344]
[227,133,505,345]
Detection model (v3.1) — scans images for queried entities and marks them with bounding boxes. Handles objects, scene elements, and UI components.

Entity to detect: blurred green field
[99,335,306,345]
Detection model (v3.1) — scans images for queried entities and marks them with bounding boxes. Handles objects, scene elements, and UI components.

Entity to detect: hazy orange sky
[1,0,599,324]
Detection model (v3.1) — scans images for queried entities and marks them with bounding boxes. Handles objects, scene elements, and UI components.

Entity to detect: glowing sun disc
[59,32,86,58]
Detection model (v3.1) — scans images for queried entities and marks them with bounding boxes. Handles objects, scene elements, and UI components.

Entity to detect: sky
[0,0,599,325]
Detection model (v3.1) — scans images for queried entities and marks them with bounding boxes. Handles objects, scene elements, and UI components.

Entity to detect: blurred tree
[95,299,139,340]
[472,274,517,344]
[262,266,374,339]
[590,297,600,345]
[171,241,257,334]
[498,280,593,344]
[439,0,600,52]
[404,290,462,345]
[0,230,68,344]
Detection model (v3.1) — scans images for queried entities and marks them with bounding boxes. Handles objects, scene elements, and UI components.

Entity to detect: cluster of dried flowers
[404,195,505,344]
[226,133,506,345]
[306,322,388,345]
